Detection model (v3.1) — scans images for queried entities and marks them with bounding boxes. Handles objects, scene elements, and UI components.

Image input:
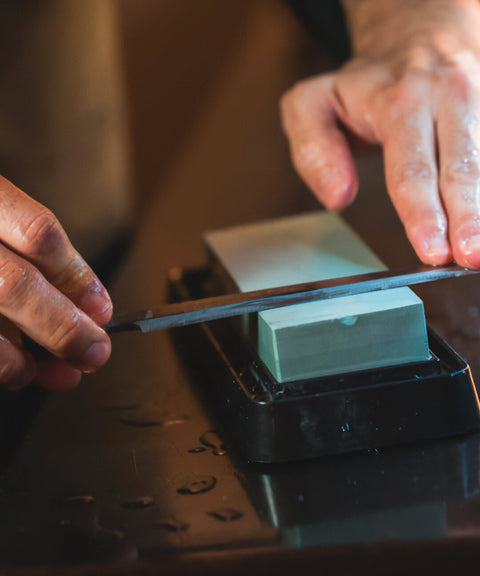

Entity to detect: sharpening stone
[204,211,430,383]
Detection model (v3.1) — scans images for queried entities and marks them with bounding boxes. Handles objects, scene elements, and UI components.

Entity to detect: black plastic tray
[169,266,480,463]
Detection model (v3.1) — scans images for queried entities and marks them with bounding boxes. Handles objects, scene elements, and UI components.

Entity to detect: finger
[0,175,112,324]
[20,334,82,390]
[437,63,480,268]
[0,243,110,372]
[0,334,36,391]
[35,358,82,391]
[280,75,358,210]
[378,78,452,264]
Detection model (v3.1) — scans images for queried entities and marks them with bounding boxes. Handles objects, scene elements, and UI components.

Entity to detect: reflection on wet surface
[245,432,480,548]
[1,333,480,567]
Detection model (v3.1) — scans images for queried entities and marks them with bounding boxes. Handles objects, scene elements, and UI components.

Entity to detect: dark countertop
[1,149,480,575]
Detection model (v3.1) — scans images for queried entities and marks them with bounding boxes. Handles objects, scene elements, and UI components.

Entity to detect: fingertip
[454,235,480,269]
[76,278,113,325]
[415,235,453,266]
[81,336,111,374]
[318,173,359,211]
[0,341,37,391]
[402,221,452,266]
[297,143,358,211]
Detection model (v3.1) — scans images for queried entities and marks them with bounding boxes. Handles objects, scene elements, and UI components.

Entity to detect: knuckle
[281,81,309,113]
[392,161,434,188]
[445,67,476,100]
[442,158,480,184]
[281,76,332,122]
[20,209,64,258]
[0,260,31,308]
[377,75,424,133]
[46,309,82,354]
[383,75,422,107]
[442,50,479,80]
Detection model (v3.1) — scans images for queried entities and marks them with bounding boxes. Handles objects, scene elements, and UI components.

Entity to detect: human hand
[281,0,480,268]
[0,175,112,391]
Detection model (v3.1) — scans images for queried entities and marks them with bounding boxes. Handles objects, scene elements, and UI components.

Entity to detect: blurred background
[0,0,406,282]
[0,0,346,272]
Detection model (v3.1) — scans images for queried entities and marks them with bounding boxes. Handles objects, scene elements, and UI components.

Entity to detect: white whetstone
[204,211,429,383]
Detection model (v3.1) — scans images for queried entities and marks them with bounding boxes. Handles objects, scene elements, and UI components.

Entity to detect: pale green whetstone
[204,211,429,383]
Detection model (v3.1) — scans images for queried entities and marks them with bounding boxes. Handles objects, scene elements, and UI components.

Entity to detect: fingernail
[83,339,110,373]
[423,234,451,263]
[462,235,480,268]
[78,278,113,319]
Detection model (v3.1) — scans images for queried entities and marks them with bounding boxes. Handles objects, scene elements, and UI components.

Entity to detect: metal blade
[105,265,479,334]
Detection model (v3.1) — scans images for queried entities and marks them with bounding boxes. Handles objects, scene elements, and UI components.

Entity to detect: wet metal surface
[1,225,480,572]
[0,147,479,573]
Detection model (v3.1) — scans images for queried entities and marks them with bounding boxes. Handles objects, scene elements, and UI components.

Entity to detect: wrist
[341,0,480,57]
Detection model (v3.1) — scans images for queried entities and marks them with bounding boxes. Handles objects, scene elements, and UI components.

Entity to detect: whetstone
[204,211,430,383]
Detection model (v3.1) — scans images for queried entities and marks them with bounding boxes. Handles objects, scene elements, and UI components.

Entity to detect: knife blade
[104,265,480,334]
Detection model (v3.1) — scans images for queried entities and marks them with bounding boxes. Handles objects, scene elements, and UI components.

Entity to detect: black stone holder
[169,266,480,464]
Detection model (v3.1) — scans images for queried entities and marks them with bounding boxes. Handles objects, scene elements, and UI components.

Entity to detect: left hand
[281,0,480,269]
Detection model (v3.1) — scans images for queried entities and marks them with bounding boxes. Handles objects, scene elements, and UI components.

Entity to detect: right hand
[0,174,112,391]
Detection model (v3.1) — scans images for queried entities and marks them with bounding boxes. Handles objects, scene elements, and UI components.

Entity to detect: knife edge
[104,265,478,334]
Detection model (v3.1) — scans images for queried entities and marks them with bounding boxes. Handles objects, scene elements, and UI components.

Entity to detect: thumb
[280,75,358,211]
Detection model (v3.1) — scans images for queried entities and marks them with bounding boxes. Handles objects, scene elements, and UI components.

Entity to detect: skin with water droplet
[188,447,206,453]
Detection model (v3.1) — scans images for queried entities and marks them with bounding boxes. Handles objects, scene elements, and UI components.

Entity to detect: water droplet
[200,430,228,456]
[119,416,186,428]
[177,475,216,495]
[340,423,350,433]
[188,447,206,454]
[122,496,155,509]
[207,508,243,522]
[340,315,358,326]
[162,419,187,427]
[59,495,96,506]
[154,518,189,532]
